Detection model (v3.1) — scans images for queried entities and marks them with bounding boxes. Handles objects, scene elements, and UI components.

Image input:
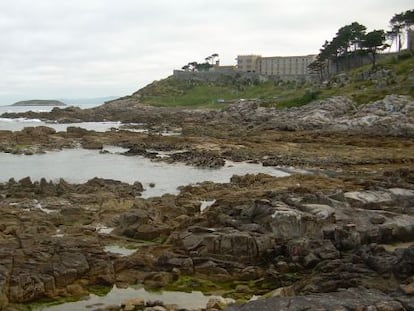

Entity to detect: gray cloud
[0,0,412,103]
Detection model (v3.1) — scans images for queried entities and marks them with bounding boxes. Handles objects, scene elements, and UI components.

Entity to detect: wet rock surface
[1,95,414,310]
[1,170,413,310]
[225,287,408,311]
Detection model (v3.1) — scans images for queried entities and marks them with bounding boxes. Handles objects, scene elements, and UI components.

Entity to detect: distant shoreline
[11,100,66,107]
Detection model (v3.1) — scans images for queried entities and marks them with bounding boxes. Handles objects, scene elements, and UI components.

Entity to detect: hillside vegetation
[134,54,414,108]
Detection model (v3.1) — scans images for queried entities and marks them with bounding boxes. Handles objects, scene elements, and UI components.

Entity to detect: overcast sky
[0,0,412,104]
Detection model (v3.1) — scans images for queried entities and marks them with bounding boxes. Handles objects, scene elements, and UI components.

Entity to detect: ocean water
[0,103,100,114]
[37,286,222,310]
[0,148,289,198]
[0,117,124,132]
[0,103,126,132]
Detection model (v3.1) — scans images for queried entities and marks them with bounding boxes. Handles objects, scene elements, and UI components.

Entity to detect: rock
[393,247,414,279]
[66,126,90,137]
[143,272,175,288]
[144,307,166,311]
[38,178,57,196]
[155,252,194,274]
[194,260,231,281]
[121,298,145,311]
[235,284,251,293]
[400,282,414,295]
[128,224,171,241]
[177,228,275,261]
[269,203,331,240]
[18,177,33,187]
[169,150,225,168]
[301,203,335,220]
[1,232,115,304]
[206,297,234,310]
[145,300,165,307]
[288,239,340,261]
[275,261,290,273]
[303,252,320,268]
[375,301,405,311]
[388,188,414,198]
[225,288,405,311]
[81,139,103,150]
[22,126,56,136]
[344,190,393,206]
[270,285,295,297]
[103,305,121,311]
[66,283,86,296]
[0,292,8,310]
[239,266,264,281]
[333,224,362,250]
[371,215,386,225]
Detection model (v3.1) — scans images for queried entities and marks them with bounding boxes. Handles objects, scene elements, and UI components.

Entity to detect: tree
[211,53,219,64]
[348,22,367,52]
[204,53,219,65]
[333,22,367,70]
[308,58,325,81]
[362,30,389,68]
[312,40,336,78]
[314,22,368,74]
[181,60,213,72]
[389,14,404,53]
[195,62,212,71]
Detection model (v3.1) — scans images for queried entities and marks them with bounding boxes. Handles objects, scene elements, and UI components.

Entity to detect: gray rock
[303,252,320,268]
[224,288,405,311]
[177,228,275,261]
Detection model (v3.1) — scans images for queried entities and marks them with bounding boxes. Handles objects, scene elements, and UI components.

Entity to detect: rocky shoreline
[0,95,414,310]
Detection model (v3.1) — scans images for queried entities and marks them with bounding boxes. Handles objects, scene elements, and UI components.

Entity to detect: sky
[0,0,412,104]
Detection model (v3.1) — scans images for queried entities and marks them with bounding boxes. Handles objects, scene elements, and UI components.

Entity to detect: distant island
[11,100,66,107]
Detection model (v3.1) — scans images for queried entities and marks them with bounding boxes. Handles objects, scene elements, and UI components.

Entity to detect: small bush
[278,91,321,108]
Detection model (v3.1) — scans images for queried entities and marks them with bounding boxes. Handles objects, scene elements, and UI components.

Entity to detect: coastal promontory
[11,99,66,106]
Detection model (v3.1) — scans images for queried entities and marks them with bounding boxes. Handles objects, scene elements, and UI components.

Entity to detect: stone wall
[328,52,402,75]
[408,29,414,51]
[173,70,268,83]
[173,70,316,83]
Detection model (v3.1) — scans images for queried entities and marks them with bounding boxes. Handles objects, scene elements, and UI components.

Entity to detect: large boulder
[176,227,275,262]
[268,203,328,240]
[4,235,115,304]
[202,198,333,241]
[339,95,414,136]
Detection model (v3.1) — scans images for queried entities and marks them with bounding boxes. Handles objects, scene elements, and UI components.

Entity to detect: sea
[0,102,289,198]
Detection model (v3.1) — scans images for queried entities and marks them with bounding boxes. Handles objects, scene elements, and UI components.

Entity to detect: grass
[277,91,321,108]
[23,296,84,311]
[87,285,112,297]
[137,53,414,108]
[143,85,237,108]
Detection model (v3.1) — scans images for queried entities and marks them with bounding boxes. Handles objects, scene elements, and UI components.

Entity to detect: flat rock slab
[224,288,405,311]
[388,188,414,197]
[344,191,393,204]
